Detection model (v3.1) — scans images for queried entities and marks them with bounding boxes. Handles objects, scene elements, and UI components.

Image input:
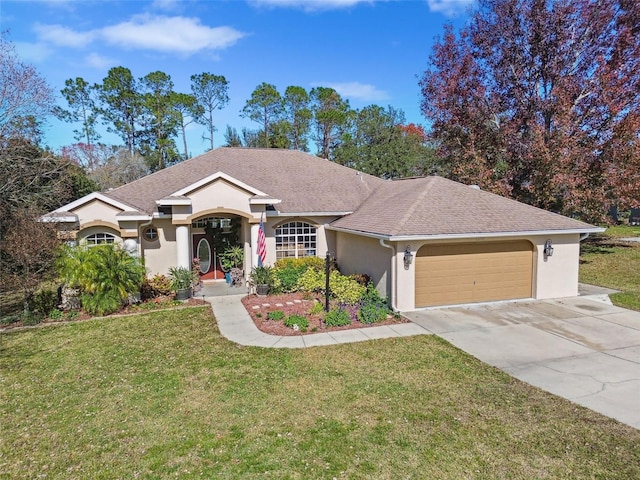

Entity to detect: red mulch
[241,292,408,336]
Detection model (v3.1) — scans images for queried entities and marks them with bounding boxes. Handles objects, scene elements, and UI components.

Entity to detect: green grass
[2,307,639,479]
[580,226,640,310]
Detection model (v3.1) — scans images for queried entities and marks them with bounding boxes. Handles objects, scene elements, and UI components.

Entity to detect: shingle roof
[329,176,599,237]
[104,147,383,214]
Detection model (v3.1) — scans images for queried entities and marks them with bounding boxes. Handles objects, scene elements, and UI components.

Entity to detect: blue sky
[1,0,475,156]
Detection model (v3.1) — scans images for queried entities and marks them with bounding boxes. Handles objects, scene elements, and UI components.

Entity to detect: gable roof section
[103,148,384,214]
[329,176,602,239]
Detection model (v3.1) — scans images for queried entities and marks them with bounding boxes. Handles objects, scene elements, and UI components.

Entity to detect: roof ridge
[389,177,436,236]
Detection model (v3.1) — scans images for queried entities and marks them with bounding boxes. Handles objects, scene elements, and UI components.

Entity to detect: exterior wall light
[403,246,413,269]
[543,239,554,258]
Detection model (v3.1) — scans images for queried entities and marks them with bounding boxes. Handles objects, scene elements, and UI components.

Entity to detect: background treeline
[54,69,439,186]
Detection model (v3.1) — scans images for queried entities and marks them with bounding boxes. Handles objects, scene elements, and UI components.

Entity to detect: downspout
[138,217,153,261]
[579,233,590,242]
[379,238,398,311]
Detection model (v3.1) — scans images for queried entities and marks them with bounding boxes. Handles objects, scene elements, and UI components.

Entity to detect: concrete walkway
[206,294,430,349]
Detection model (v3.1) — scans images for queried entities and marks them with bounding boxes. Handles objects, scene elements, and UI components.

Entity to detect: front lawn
[580,226,640,310]
[1,307,639,478]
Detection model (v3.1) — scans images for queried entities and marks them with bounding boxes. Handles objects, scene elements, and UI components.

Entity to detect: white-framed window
[143,227,159,241]
[84,233,116,246]
[192,217,231,229]
[275,221,317,259]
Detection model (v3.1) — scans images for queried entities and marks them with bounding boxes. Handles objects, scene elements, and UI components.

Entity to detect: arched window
[275,221,316,259]
[84,233,116,246]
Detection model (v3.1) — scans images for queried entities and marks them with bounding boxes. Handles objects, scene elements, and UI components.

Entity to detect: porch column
[250,222,259,268]
[176,225,190,269]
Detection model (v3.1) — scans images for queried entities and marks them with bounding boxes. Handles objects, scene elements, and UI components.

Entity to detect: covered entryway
[415,240,533,307]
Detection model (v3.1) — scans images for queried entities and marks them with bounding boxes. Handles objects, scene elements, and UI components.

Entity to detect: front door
[193,234,224,280]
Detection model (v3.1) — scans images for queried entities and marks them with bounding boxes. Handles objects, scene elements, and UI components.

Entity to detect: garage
[415,240,534,307]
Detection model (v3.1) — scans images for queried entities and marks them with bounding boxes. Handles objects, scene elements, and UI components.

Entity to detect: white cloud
[33,23,95,47]
[84,52,116,70]
[14,41,54,63]
[101,15,245,54]
[320,82,389,102]
[251,0,371,11]
[427,0,475,17]
[33,15,246,56]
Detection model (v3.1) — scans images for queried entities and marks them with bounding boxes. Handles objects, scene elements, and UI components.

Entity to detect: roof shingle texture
[104,148,383,214]
[330,176,597,237]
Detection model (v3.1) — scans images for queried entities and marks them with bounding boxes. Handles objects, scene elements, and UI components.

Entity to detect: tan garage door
[415,241,533,308]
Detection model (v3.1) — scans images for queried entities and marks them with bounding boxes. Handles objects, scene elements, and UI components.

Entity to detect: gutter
[327,225,605,241]
[378,238,398,312]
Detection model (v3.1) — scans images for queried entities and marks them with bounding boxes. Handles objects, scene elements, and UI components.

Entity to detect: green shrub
[329,272,366,305]
[357,303,390,324]
[48,308,64,320]
[29,288,58,319]
[324,307,351,327]
[267,310,285,321]
[309,301,324,315]
[65,310,79,320]
[296,269,365,304]
[350,273,372,286]
[357,283,391,324]
[141,274,173,299]
[296,267,325,293]
[284,314,309,331]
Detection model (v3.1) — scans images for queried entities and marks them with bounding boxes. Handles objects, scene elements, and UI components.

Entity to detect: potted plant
[249,265,274,296]
[220,245,244,285]
[168,266,196,300]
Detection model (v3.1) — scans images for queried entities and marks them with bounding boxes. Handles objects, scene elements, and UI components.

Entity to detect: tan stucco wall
[335,231,391,299]
[190,180,254,215]
[397,233,582,311]
[532,233,581,299]
[72,199,122,225]
[141,219,178,276]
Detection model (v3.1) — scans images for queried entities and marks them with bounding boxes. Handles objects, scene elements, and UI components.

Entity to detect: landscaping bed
[241,292,408,335]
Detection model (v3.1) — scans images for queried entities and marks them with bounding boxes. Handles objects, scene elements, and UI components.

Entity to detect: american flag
[257,213,266,266]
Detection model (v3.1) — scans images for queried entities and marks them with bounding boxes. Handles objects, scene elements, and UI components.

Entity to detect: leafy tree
[97,66,143,156]
[0,208,60,316]
[139,71,181,170]
[241,82,283,148]
[334,105,437,178]
[0,33,55,140]
[190,73,229,150]
[282,86,311,151]
[57,244,145,316]
[420,0,640,222]
[310,87,351,159]
[56,77,100,146]
[223,125,243,147]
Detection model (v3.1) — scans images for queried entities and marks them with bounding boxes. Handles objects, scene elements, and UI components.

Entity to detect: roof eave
[326,225,605,241]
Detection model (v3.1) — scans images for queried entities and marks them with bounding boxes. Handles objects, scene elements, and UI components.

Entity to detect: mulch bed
[241,292,409,336]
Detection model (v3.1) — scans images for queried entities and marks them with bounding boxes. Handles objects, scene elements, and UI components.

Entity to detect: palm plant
[57,244,145,316]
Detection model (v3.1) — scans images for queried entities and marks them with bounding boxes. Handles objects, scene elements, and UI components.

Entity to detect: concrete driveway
[403,296,640,429]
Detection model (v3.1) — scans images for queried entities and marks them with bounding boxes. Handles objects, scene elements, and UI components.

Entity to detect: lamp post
[325,251,332,312]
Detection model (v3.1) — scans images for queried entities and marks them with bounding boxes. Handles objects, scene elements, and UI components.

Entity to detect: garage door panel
[415,241,533,307]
